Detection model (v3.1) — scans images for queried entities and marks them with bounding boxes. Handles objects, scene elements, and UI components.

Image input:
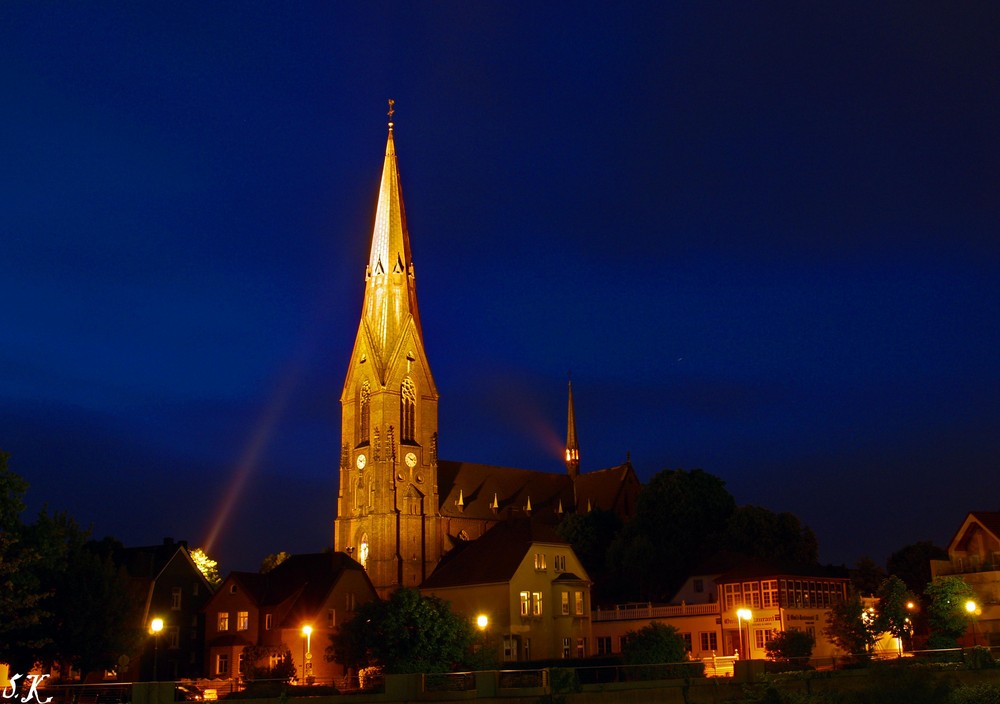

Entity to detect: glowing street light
[966,600,980,646]
[736,608,752,659]
[301,625,313,682]
[150,617,164,681]
[476,614,489,631]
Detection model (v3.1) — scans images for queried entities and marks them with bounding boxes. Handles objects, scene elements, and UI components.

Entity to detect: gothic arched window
[359,380,371,445]
[400,377,416,443]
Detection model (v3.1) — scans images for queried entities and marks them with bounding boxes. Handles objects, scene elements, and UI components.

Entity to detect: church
[332,109,641,597]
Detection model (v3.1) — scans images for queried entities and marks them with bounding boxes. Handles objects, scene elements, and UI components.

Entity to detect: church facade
[333,116,640,597]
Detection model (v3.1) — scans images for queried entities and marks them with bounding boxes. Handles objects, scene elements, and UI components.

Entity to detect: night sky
[3,2,999,576]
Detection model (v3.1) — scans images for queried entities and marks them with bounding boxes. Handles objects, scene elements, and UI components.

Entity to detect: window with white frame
[531,592,543,616]
[561,591,570,615]
[754,629,774,650]
[534,553,547,571]
[743,581,761,609]
[700,632,717,651]
[217,612,229,631]
[237,611,249,631]
[217,653,229,675]
[520,591,530,616]
[681,633,692,652]
[562,637,571,658]
[554,555,566,572]
[574,591,584,616]
[723,583,741,609]
[597,636,612,655]
[762,580,778,608]
[168,626,180,649]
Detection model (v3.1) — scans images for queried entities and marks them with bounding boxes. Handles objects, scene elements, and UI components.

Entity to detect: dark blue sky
[3,2,999,574]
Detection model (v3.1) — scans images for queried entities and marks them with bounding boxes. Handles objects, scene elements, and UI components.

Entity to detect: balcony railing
[593,602,720,621]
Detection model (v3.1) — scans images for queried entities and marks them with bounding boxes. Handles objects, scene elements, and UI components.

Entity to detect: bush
[950,683,1000,704]
[621,622,687,665]
[766,630,816,662]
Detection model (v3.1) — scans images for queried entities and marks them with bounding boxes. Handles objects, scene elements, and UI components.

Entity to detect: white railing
[592,602,720,621]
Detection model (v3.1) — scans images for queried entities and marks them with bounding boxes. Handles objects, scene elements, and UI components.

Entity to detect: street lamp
[301,625,313,682]
[150,618,164,681]
[966,600,980,646]
[476,614,489,631]
[736,609,752,659]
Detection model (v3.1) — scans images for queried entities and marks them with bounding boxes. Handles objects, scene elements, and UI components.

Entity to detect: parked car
[174,685,204,701]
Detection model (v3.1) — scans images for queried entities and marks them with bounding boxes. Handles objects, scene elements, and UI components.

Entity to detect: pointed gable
[947,511,1000,561]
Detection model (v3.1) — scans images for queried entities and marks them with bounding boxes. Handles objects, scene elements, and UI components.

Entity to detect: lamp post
[736,609,752,659]
[150,618,164,681]
[966,600,979,646]
[302,625,313,683]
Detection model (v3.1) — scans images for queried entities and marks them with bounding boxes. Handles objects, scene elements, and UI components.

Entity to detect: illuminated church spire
[336,101,441,596]
[361,99,427,383]
[565,378,580,477]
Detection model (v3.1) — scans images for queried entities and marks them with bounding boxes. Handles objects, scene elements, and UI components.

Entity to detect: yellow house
[931,511,1000,646]
[421,519,592,662]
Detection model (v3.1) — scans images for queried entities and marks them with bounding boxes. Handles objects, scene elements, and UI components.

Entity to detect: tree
[0,453,50,673]
[874,575,915,648]
[609,468,736,600]
[722,505,819,566]
[260,551,292,573]
[558,508,622,602]
[887,541,947,597]
[824,591,878,658]
[765,630,816,662]
[190,547,222,587]
[925,576,977,648]
[621,622,687,665]
[242,645,295,682]
[851,557,887,596]
[331,588,476,674]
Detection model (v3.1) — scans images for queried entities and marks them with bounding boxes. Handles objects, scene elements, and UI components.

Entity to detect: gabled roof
[209,552,372,623]
[420,519,571,590]
[575,462,638,514]
[438,461,573,521]
[117,538,194,581]
[947,511,1000,555]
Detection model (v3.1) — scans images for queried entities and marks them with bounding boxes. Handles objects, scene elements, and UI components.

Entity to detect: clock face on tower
[356,453,367,470]
[405,452,417,468]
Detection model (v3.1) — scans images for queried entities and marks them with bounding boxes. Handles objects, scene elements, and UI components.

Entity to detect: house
[930,511,1000,645]
[203,553,377,682]
[117,538,214,681]
[420,519,593,662]
[591,558,850,663]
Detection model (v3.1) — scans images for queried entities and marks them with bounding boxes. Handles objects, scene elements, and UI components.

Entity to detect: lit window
[534,553,547,571]
[531,592,543,616]
[217,612,229,631]
[754,629,774,650]
[237,611,249,631]
[217,653,229,676]
[265,613,272,631]
[520,591,530,616]
[171,587,182,610]
[554,555,566,572]
[561,592,570,615]
[574,591,584,616]
[359,536,369,570]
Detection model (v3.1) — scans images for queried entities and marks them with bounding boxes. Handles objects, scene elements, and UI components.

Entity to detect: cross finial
[387,98,395,127]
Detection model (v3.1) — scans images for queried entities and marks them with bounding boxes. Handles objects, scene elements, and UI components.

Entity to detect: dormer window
[534,553,547,571]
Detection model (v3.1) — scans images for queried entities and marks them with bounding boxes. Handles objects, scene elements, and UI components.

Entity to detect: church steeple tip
[565,377,580,477]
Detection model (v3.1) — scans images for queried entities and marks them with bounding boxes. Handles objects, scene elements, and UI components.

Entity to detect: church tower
[335,106,441,596]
